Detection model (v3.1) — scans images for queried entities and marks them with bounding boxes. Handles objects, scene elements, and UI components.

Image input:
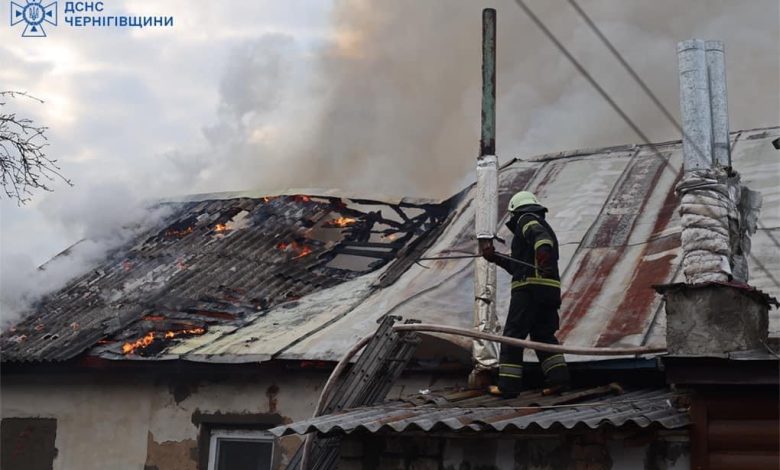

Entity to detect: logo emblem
[10,0,57,37]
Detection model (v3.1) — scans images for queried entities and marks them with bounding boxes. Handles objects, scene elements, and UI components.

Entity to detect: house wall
[690,388,780,470]
[338,430,690,470]
[1,368,459,470]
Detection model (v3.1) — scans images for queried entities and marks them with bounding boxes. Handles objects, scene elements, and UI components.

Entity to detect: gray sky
[1,1,331,264]
[1,0,778,312]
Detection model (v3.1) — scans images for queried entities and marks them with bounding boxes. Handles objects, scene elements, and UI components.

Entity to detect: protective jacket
[494,205,561,290]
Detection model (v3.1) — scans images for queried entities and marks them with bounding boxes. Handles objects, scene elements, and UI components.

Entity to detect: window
[1,418,57,470]
[207,429,275,470]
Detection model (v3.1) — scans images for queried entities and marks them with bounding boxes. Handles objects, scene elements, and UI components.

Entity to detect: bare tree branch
[0,91,72,204]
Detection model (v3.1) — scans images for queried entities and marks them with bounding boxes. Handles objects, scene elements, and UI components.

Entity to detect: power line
[511,2,780,293]
[565,0,712,168]
[565,0,780,260]
[565,0,683,134]
[512,0,668,162]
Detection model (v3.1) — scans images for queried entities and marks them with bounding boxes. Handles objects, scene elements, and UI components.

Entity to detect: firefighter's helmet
[507,191,539,212]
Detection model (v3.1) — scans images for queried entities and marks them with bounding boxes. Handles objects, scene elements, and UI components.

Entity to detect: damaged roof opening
[2,193,453,362]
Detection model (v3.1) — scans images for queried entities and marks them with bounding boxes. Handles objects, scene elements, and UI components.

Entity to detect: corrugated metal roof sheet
[275,127,780,363]
[2,127,778,363]
[270,386,690,436]
[1,195,450,361]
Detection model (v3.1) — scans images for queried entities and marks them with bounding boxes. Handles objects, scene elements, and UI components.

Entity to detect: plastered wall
[1,368,457,470]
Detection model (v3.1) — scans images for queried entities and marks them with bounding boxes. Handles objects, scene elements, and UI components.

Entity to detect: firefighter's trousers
[498,286,570,394]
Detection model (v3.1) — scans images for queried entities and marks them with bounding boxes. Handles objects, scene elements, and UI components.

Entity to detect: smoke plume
[299,0,778,197]
[142,0,779,200]
[0,184,170,329]
[1,0,777,327]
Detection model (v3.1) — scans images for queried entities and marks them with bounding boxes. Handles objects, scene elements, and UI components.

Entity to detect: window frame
[206,429,275,470]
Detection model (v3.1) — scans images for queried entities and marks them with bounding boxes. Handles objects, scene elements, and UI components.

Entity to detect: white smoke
[150,0,779,200]
[0,184,171,330]
[296,0,778,198]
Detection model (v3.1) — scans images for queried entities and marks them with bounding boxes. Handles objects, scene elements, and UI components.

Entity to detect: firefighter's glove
[481,244,498,263]
[535,246,555,276]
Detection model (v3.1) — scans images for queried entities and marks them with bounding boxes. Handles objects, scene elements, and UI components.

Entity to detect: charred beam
[333,248,396,260]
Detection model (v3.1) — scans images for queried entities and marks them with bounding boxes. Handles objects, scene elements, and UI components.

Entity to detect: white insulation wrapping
[676,168,761,284]
[475,155,499,239]
[473,154,501,370]
[473,256,501,370]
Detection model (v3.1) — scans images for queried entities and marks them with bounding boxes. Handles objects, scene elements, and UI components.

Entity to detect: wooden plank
[709,420,780,451]
[690,395,709,470]
[709,452,780,470]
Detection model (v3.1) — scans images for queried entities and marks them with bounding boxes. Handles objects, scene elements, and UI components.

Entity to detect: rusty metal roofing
[2,127,778,363]
[270,386,690,436]
[276,127,780,363]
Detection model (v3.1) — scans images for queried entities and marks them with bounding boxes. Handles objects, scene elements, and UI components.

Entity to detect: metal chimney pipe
[677,39,713,171]
[476,8,498,244]
[705,40,731,168]
[472,8,500,378]
[480,8,496,157]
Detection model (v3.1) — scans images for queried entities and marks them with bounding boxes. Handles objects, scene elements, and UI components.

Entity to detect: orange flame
[121,328,206,355]
[122,331,156,354]
[214,223,229,232]
[327,217,357,228]
[276,241,313,259]
[294,246,313,259]
[12,334,28,343]
[164,328,205,339]
[166,227,193,238]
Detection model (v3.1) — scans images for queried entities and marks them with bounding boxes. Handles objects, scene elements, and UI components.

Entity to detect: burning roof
[2,127,778,364]
[1,193,450,362]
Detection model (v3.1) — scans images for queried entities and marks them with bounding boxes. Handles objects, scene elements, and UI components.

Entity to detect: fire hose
[301,323,666,467]
[302,253,532,467]
[392,324,666,355]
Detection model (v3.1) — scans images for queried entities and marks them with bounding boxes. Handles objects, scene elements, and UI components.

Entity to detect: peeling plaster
[144,431,197,470]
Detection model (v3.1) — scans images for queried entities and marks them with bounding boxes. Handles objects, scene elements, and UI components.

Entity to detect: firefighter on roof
[482,191,570,397]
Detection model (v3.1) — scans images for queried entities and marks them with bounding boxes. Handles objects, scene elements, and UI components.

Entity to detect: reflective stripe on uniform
[521,220,540,236]
[511,278,561,289]
[534,238,554,250]
[499,363,523,379]
[545,362,567,374]
[541,354,566,374]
